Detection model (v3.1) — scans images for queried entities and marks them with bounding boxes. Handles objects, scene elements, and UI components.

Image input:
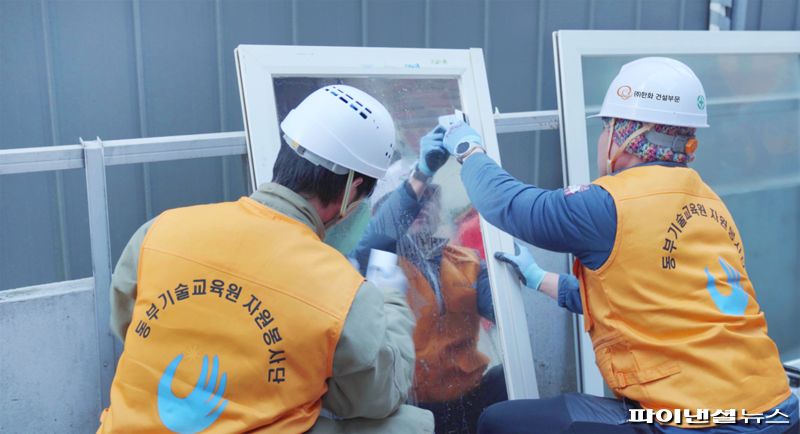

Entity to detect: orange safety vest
[574,165,790,425]
[401,244,489,403]
[98,197,363,433]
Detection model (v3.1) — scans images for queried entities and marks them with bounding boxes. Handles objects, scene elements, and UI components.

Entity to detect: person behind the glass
[351,129,508,434]
[432,57,797,434]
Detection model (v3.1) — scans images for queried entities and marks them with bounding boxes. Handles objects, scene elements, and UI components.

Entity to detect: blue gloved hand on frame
[442,121,485,158]
[494,240,546,290]
[417,126,449,176]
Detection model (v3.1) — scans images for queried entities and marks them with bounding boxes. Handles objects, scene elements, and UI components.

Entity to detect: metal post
[709,0,734,31]
[82,137,116,408]
[731,0,749,30]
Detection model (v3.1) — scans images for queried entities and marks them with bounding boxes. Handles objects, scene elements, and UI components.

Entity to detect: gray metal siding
[1,0,796,292]
[745,0,800,29]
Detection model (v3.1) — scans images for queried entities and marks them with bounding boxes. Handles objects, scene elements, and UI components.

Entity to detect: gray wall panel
[139,0,226,217]
[639,0,684,30]
[591,0,639,29]
[45,1,151,268]
[684,0,711,28]
[486,0,539,113]
[220,0,293,132]
[429,0,485,49]
[759,0,798,29]
[366,0,426,47]
[49,0,140,141]
[296,0,362,45]
[219,1,292,197]
[140,0,220,137]
[0,0,51,150]
[0,172,66,290]
[745,0,765,29]
[60,170,92,282]
[107,164,149,265]
[2,0,796,291]
[148,157,226,216]
[537,1,591,188]
[48,0,136,283]
[744,0,800,30]
[0,1,66,290]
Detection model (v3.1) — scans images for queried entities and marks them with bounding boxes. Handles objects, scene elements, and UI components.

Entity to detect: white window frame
[235,44,539,399]
[552,30,800,396]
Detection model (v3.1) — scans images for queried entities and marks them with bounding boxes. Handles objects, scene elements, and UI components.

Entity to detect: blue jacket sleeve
[461,153,616,270]
[350,181,421,275]
[475,263,495,323]
[556,274,583,314]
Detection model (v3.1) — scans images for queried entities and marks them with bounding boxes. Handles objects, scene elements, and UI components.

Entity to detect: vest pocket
[594,332,681,390]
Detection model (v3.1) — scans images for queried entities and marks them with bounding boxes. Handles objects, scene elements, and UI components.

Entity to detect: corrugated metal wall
[1,0,798,291]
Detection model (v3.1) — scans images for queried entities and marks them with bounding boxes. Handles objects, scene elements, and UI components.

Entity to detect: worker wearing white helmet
[351,154,508,434]
[428,57,796,433]
[99,85,433,434]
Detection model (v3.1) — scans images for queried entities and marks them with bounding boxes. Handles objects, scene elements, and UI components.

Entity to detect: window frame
[235,44,540,399]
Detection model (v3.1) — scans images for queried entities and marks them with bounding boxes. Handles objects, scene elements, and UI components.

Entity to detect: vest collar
[611,160,686,175]
[249,183,326,240]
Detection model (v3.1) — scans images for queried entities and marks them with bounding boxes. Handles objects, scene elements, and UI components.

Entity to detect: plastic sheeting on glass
[273,77,507,433]
[580,53,800,361]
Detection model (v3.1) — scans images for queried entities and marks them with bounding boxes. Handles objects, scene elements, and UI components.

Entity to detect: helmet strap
[604,118,616,174]
[607,121,654,174]
[339,169,355,218]
[324,170,361,230]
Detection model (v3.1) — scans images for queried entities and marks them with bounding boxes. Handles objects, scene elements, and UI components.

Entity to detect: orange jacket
[98,198,363,433]
[574,165,789,425]
[401,244,489,403]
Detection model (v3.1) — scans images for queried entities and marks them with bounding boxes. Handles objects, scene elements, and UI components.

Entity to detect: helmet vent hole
[327,87,373,120]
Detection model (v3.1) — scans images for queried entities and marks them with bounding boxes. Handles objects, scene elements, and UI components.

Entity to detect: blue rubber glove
[494,240,546,290]
[442,121,484,157]
[417,126,448,176]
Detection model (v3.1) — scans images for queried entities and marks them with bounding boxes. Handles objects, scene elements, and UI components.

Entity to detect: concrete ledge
[0,278,94,303]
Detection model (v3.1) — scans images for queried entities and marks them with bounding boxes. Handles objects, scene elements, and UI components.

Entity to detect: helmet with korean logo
[589,57,709,128]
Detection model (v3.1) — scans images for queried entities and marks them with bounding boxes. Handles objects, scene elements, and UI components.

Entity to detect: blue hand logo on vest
[704,257,748,316]
[158,354,228,434]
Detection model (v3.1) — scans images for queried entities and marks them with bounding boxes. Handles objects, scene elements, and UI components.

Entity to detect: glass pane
[273,77,507,431]
[581,53,800,360]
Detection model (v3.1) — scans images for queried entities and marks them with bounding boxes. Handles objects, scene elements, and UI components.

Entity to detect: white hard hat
[590,57,709,128]
[281,84,396,179]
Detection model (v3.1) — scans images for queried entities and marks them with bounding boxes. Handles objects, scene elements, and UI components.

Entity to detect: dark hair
[272,143,377,205]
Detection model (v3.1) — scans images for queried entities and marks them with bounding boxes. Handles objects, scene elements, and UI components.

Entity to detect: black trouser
[477,393,649,434]
[418,364,508,434]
